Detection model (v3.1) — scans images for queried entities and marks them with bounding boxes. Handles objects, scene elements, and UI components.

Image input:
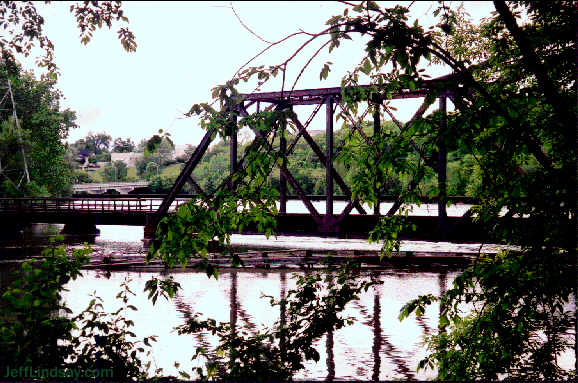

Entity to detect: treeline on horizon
[141,121,504,199]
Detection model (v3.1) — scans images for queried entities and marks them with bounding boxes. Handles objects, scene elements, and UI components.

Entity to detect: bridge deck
[0,197,484,241]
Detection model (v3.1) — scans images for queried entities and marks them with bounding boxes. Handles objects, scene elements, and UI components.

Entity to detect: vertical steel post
[438,96,448,240]
[325,96,334,217]
[229,108,238,190]
[373,98,381,215]
[280,117,287,214]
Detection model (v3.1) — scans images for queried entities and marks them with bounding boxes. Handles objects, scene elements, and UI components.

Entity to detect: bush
[103,161,128,182]
[148,175,176,193]
[73,170,93,184]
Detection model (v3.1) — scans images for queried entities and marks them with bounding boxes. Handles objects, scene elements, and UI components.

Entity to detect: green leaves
[144,276,182,305]
[398,294,437,321]
[0,243,90,369]
[319,61,332,80]
[72,276,159,380]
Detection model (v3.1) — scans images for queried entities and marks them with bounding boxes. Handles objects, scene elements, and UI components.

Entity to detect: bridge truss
[147,74,461,238]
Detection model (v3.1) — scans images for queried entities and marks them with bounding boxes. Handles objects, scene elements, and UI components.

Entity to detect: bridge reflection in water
[61,267,452,380]
[174,269,448,381]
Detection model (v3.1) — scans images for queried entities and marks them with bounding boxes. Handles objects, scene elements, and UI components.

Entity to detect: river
[0,223,574,380]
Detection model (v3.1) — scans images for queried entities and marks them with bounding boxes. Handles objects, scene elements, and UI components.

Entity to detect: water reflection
[372,289,381,381]
[4,224,573,379]
[58,268,455,380]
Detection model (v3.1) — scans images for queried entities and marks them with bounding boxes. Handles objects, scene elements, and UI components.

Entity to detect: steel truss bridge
[0,75,485,240]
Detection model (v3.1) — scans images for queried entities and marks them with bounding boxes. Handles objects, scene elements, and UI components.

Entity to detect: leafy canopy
[149,1,575,380]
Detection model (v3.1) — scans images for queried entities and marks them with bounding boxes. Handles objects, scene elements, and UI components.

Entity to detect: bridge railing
[0,197,192,213]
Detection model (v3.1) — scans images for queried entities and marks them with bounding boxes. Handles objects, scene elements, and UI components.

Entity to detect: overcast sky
[19,1,496,146]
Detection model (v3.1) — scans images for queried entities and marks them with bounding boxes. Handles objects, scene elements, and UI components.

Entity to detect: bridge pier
[142,224,156,248]
[61,222,100,236]
[0,222,26,239]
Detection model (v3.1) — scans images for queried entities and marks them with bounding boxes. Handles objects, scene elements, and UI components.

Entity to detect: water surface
[0,224,574,380]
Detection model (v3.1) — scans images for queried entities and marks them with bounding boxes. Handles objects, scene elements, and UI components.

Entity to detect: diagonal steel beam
[290,115,367,215]
[286,102,323,156]
[149,127,216,228]
[237,104,323,224]
[251,126,323,224]
[337,102,372,145]
[383,97,437,169]
[336,200,355,223]
[186,175,206,197]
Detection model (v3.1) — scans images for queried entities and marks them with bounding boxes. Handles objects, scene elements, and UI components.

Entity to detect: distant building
[174,144,187,158]
[110,152,143,167]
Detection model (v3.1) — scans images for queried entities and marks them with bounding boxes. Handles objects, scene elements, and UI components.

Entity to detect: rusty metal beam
[438,96,448,240]
[236,104,323,224]
[251,126,323,224]
[186,176,206,197]
[290,116,367,215]
[279,118,287,214]
[286,102,323,155]
[325,96,334,217]
[384,96,437,169]
[229,114,238,190]
[149,127,216,228]
[373,99,381,215]
[239,75,459,105]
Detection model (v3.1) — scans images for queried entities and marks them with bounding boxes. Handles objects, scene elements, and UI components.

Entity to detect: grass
[161,163,184,179]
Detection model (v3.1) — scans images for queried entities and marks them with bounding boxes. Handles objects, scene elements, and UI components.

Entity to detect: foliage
[69,278,159,380]
[135,132,176,179]
[111,137,135,153]
[148,175,176,193]
[103,160,128,182]
[83,132,112,155]
[0,61,76,197]
[147,109,294,275]
[145,130,174,154]
[0,240,90,368]
[0,1,135,77]
[174,262,380,380]
[149,0,574,379]
[400,248,575,380]
[143,276,181,305]
[0,241,158,380]
[72,169,95,184]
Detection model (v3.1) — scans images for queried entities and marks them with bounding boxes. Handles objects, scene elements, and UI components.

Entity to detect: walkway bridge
[72,181,151,194]
[0,75,486,240]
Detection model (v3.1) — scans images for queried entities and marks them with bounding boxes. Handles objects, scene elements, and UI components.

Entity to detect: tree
[0,1,135,78]
[0,1,136,196]
[103,160,127,182]
[0,61,76,196]
[84,132,112,155]
[112,137,135,153]
[150,1,575,380]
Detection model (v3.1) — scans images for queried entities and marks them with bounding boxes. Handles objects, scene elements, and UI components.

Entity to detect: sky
[18,1,497,147]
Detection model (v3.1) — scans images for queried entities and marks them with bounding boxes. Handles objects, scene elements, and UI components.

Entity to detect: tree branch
[492,0,572,126]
